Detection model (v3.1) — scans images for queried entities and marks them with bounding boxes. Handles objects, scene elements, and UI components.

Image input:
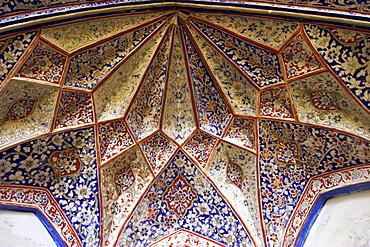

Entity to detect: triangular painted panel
[190,19,284,88]
[182,27,232,137]
[192,13,299,50]
[64,18,166,90]
[94,22,168,122]
[140,131,178,176]
[126,26,173,141]
[100,146,153,247]
[162,27,196,145]
[41,12,164,52]
[116,149,254,247]
[187,23,257,116]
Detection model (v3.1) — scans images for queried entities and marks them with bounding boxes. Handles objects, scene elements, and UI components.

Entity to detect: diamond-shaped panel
[15,41,67,84]
[223,117,256,150]
[54,90,94,129]
[140,131,178,175]
[281,33,324,80]
[183,130,218,169]
[98,120,135,164]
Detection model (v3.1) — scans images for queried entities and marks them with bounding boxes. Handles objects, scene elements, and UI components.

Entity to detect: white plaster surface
[304,190,370,247]
[0,209,57,247]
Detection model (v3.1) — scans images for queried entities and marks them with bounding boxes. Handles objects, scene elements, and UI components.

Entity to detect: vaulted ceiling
[0,1,370,247]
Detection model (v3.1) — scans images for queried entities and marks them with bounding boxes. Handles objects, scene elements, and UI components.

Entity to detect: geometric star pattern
[1,2,370,247]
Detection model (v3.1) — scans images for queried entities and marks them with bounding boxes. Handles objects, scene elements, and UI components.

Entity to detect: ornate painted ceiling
[0,1,370,247]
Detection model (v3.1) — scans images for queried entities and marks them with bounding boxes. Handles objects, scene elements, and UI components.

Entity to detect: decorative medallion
[226,160,243,189]
[4,99,36,121]
[310,91,340,110]
[50,149,82,177]
[163,175,197,217]
[115,165,135,196]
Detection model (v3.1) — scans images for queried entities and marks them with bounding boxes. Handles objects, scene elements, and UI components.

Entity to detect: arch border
[0,185,82,247]
[283,164,370,247]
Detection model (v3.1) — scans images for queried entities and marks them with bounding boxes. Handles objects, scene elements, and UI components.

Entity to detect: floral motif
[54,90,94,129]
[281,33,324,80]
[182,27,232,137]
[223,117,255,150]
[15,41,67,84]
[0,80,58,149]
[117,150,253,247]
[259,120,370,246]
[276,141,300,165]
[193,13,299,49]
[42,13,164,52]
[115,165,135,196]
[188,24,257,116]
[150,229,225,247]
[126,26,172,141]
[49,149,82,177]
[310,91,340,110]
[64,18,165,90]
[100,147,153,247]
[304,24,370,110]
[0,186,81,247]
[94,23,168,122]
[289,72,370,139]
[98,120,135,164]
[140,131,178,176]
[163,175,198,217]
[183,130,218,169]
[0,127,101,246]
[162,27,196,145]
[0,32,36,86]
[260,85,295,118]
[190,19,284,87]
[3,99,36,121]
[226,160,243,188]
